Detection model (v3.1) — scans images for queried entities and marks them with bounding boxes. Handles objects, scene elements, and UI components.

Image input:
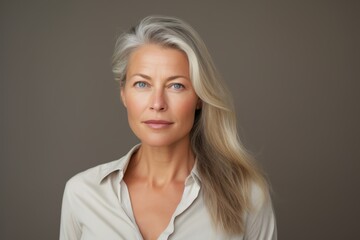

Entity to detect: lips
[143,120,173,129]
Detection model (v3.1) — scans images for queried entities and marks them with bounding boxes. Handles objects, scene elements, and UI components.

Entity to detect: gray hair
[112,15,230,110]
[112,15,268,235]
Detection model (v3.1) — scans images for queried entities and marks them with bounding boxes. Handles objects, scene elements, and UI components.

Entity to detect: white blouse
[60,145,277,240]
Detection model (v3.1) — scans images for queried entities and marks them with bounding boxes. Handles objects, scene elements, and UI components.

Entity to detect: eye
[134,81,148,88]
[170,83,185,90]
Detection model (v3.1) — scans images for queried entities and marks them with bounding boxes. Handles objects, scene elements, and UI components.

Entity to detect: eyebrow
[129,73,189,81]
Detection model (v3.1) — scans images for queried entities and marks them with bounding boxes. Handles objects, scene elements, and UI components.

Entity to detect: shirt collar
[98,144,202,185]
[98,144,141,184]
[190,159,201,184]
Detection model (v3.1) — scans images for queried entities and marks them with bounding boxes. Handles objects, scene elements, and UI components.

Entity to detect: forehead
[127,44,189,74]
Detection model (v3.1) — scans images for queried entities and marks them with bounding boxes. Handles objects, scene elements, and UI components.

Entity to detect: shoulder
[245,181,277,239]
[63,144,139,195]
[248,181,269,210]
[66,160,116,185]
[63,159,120,196]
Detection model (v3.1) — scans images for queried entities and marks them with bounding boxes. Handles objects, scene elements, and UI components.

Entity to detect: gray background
[1,0,359,239]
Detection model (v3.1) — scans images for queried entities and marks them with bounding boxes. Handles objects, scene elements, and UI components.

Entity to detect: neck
[128,140,195,187]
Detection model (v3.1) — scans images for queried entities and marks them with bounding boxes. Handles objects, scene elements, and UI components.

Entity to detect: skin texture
[121,44,200,240]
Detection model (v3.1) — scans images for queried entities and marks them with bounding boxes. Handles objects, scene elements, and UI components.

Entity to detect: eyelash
[134,81,149,88]
[169,83,185,90]
[133,81,185,90]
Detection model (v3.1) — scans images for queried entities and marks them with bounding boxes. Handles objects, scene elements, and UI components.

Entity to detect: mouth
[143,120,174,129]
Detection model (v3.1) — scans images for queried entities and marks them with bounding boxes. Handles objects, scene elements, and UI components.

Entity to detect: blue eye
[171,83,184,90]
[135,81,147,88]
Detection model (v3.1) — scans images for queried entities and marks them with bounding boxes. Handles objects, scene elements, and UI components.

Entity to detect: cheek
[127,101,144,117]
[176,98,198,122]
[125,100,144,136]
[123,94,146,119]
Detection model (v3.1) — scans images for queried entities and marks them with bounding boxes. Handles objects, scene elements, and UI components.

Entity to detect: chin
[140,138,177,148]
[137,134,190,148]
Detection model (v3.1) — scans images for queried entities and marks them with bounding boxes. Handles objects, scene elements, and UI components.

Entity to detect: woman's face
[121,44,200,148]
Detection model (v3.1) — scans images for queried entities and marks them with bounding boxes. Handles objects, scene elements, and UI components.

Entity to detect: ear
[120,88,127,108]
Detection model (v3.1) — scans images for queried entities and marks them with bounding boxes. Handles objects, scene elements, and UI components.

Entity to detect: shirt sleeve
[244,184,277,240]
[59,180,82,240]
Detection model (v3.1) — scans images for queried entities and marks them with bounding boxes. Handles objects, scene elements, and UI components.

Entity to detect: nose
[149,89,167,111]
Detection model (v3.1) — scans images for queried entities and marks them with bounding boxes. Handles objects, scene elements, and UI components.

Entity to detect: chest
[76,179,241,240]
[126,182,184,240]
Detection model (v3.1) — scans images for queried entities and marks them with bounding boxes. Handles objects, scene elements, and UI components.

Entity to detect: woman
[60,16,277,240]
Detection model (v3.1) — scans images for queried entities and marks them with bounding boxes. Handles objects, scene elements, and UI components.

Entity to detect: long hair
[112,15,269,235]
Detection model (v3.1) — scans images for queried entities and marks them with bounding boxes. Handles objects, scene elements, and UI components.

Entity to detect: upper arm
[244,184,277,240]
[59,179,82,240]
